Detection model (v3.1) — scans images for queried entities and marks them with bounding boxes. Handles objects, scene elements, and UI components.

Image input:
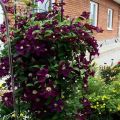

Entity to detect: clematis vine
[0,0,103,119]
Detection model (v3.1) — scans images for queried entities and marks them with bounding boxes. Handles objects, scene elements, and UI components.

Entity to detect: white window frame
[90,1,98,26]
[36,0,55,13]
[107,8,113,30]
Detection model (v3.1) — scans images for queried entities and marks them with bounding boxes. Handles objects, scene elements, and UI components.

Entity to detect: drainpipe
[118,6,120,39]
[60,0,64,21]
[0,1,17,120]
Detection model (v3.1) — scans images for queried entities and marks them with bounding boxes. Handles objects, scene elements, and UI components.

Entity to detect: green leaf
[44,30,53,37]
[26,83,34,87]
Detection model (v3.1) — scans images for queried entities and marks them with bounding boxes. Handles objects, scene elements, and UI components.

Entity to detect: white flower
[2,66,6,70]
[32,90,38,95]
[46,87,52,92]
[36,46,40,49]
[45,74,50,78]
[28,73,33,77]
[4,97,8,101]
[53,35,55,38]
[20,46,24,50]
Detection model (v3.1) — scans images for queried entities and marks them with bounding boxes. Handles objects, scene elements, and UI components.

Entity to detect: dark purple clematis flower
[22,88,41,102]
[5,6,14,14]
[30,100,45,112]
[118,61,120,65]
[5,77,18,90]
[0,57,9,77]
[89,70,95,76]
[16,19,27,29]
[83,74,88,85]
[61,25,70,33]
[75,108,91,120]
[33,43,47,57]
[58,61,73,77]
[80,11,90,20]
[81,98,91,107]
[36,67,48,83]
[2,92,13,107]
[2,0,9,3]
[40,81,59,98]
[0,24,6,33]
[15,39,32,56]
[45,33,61,42]
[35,0,44,3]
[27,25,40,36]
[84,23,103,33]
[49,99,64,112]
[35,12,48,21]
[95,27,104,33]
[25,25,40,42]
[75,112,86,120]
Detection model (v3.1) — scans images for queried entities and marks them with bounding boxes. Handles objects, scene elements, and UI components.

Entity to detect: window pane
[90,1,98,26]
[37,0,55,13]
[0,5,4,24]
[107,9,113,29]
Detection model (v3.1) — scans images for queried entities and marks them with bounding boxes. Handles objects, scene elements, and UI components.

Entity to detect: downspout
[118,6,120,39]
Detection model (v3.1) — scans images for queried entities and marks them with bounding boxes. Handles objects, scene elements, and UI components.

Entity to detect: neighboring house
[64,0,120,41]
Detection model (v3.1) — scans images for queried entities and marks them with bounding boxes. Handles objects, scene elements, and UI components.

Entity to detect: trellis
[0,0,16,119]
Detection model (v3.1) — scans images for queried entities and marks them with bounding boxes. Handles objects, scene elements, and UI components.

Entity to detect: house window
[0,5,4,24]
[90,1,98,26]
[36,0,55,13]
[107,9,113,30]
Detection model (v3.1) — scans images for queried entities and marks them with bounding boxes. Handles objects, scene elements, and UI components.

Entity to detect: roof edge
[113,0,120,4]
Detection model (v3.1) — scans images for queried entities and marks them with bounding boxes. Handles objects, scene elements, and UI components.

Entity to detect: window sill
[107,28,113,31]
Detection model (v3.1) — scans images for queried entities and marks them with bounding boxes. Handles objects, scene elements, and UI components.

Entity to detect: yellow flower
[94,106,97,109]
[20,0,32,5]
[103,103,106,106]
[96,102,99,105]
[112,89,116,93]
[117,105,120,111]
[101,95,109,100]
[61,95,64,99]
[100,105,105,109]
[109,109,112,112]
[91,105,94,108]
[20,113,24,117]
[96,104,99,107]
[12,113,15,117]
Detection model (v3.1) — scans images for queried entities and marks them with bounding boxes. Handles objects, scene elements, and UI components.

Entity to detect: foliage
[100,65,120,83]
[86,71,120,120]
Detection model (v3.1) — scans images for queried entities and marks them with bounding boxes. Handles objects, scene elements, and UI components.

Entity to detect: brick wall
[64,0,90,18]
[7,0,27,25]
[93,0,120,40]
[64,0,120,40]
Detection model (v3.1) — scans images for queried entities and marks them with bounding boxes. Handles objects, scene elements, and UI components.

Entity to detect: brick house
[0,0,120,41]
[64,0,120,41]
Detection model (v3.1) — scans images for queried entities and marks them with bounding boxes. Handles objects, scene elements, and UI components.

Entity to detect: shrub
[100,65,120,83]
[87,76,120,120]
